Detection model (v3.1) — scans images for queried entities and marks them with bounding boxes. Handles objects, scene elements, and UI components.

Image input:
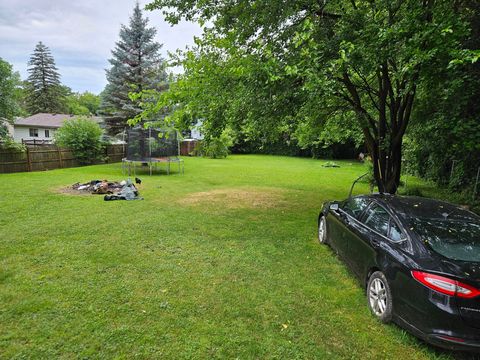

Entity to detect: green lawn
[0,155,468,359]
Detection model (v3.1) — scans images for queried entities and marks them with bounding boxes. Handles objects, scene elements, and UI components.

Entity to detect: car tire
[367,271,393,323]
[318,215,328,244]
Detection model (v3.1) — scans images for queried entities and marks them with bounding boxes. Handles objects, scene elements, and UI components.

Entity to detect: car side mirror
[329,203,339,211]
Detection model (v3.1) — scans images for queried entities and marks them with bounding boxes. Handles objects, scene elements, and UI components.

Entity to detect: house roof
[14,113,103,129]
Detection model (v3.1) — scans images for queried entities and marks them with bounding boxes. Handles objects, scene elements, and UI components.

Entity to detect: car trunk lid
[445,261,480,329]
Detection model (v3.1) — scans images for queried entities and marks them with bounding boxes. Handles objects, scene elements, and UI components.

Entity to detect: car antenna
[348,172,369,199]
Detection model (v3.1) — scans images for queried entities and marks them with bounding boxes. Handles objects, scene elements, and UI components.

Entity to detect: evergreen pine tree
[25,42,65,114]
[101,3,167,134]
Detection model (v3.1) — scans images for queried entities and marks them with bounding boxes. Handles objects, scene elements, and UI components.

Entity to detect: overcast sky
[0,0,202,94]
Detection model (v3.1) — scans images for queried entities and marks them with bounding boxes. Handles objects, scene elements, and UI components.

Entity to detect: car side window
[343,197,370,219]
[363,204,390,236]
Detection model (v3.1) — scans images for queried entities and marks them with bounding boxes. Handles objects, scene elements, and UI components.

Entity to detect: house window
[29,128,39,137]
[45,129,50,138]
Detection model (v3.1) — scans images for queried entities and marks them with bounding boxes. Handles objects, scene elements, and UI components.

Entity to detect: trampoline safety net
[126,127,179,161]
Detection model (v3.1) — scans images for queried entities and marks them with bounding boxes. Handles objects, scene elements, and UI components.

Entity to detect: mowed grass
[0,155,468,359]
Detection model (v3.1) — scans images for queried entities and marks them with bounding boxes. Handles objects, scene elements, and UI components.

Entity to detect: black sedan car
[318,194,480,351]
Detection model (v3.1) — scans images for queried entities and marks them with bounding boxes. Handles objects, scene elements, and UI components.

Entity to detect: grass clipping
[179,187,288,210]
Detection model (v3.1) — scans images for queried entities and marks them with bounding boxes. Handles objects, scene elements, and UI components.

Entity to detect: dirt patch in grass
[54,186,93,196]
[178,187,288,209]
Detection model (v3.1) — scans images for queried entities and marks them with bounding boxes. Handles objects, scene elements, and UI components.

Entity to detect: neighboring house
[190,119,204,140]
[13,113,104,143]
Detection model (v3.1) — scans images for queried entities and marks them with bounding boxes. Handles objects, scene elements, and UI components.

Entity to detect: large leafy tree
[147,0,476,193]
[406,1,480,190]
[25,41,66,114]
[65,91,101,115]
[101,3,167,134]
[0,58,24,121]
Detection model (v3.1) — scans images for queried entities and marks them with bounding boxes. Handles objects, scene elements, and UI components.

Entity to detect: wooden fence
[0,144,125,174]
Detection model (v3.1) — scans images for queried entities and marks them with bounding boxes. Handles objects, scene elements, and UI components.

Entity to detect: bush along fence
[0,144,125,174]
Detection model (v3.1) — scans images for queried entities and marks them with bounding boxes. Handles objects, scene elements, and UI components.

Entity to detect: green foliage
[65,91,101,115]
[65,97,89,115]
[0,137,26,151]
[54,117,105,164]
[397,186,424,197]
[78,92,101,115]
[25,42,66,114]
[146,0,476,193]
[404,1,480,190]
[0,122,8,139]
[100,3,167,134]
[127,87,173,128]
[0,58,24,120]
[0,121,26,151]
[200,127,235,158]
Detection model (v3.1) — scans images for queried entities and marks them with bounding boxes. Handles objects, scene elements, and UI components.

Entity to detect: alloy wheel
[318,217,326,243]
[369,278,388,316]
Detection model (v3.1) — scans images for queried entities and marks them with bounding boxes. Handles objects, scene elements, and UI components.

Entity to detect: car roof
[356,194,479,222]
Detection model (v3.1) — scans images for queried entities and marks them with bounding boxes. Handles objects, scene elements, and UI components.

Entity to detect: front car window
[411,217,480,262]
[343,197,370,219]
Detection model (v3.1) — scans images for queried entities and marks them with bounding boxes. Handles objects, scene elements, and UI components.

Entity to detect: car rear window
[364,204,390,236]
[363,204,405,242]
[411,217,480,262]
[389,220,404,242]
[343,197,370,219]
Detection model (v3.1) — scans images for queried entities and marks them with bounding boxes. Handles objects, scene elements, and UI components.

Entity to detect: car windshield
[343,197,370,219]
[411,217,480,262]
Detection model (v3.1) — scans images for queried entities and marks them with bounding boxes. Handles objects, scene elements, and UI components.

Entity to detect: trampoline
[122,127,184,176]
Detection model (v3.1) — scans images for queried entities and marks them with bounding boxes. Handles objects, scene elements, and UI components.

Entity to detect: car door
[327,204,349,258]
[333,197,370,263]
[346,202,406,280]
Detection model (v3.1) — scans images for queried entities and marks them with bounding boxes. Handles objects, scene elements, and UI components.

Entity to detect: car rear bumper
[391,271,480,352]
[395,315,480,352]
[426,333,480,352]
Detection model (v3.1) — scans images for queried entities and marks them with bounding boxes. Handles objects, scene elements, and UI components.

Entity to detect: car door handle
[371,238,380,247]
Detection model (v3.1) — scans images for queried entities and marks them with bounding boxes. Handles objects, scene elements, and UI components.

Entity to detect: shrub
[0,122,8,139]
[0,123,26,151]
[201,128,235,159]
[0,137,26,152]
[54,117,104,164]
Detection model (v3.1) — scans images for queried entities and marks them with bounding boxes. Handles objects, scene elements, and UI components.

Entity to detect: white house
[13,113,103,143]
[190,119,204,140]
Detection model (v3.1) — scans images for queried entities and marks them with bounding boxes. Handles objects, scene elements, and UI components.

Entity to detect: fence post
[26,147,32,172]
[450,159,457,184]
[473,166,480,201]
[57,146,63,168]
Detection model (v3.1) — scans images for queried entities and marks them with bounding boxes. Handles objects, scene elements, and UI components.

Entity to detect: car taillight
[411,271,480,298]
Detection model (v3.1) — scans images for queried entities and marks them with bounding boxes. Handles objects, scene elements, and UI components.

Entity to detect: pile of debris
[71,178,143,201]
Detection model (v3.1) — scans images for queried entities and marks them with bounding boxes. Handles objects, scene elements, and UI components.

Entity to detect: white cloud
[0,0,201,93]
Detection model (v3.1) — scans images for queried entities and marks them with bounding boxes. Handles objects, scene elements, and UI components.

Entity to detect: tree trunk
[340,70,413,195]
[368,140,402,194]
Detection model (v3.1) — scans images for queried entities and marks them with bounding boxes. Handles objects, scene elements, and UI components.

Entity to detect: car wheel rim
[318,218,326,243]
[369,278,387,317]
